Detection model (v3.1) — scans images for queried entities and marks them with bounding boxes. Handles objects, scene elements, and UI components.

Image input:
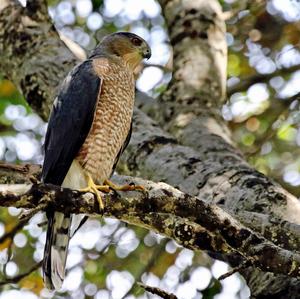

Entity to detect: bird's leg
[79,174,110,210]
[103,179,145,192]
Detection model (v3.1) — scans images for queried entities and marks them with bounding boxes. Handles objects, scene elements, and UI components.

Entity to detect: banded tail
[42,161,87,290]
[43,211,72,290]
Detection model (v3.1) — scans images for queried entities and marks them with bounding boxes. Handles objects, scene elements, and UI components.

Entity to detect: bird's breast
[77,60,135,183]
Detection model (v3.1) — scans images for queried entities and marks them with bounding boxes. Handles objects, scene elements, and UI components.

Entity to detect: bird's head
[91,32,151,71]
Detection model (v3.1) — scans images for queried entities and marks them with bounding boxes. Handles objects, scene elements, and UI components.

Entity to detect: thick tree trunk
[155,1,300,297]
[0,0,76,120]
[1,0,300,297]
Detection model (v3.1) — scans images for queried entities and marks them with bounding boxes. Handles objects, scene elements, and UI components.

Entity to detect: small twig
[2,242,13,279]
[37,221,47,227]
[138,282,178,299]
[218,261,249,280]
[143,63,172,72]
[0,163,29,173]
[0,261,42,286]
[29,175,39,184]
[227,64,300,96]
[0,217,33,280]
[121,239,168,299]
[243,94,299,157]
[0,217,29,244]
[19,202,47,221]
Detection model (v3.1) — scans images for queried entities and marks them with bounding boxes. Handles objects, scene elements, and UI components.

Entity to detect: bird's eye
[131,37,142,46]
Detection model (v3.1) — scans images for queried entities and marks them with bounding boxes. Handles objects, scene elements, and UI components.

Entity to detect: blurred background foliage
[1,0,300,298]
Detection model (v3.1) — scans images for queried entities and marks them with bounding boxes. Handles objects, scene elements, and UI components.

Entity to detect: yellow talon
[79,174,109,210]
[79,176,145,211]
[104,179,145,192]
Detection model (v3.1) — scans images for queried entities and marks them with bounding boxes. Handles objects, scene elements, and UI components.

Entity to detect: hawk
[41,32,151,290]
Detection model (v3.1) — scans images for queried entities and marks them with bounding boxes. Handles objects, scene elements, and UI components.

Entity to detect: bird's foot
[79,175,110,210]
[104,179,145,192]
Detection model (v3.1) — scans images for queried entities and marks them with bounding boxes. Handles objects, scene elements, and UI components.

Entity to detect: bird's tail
[43,211,72,290]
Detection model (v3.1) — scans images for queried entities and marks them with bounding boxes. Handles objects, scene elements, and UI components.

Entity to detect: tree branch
[0,261,42,286]
[0,217,29,245]
[0,170,300,278]
[138,282,178,299]
[227,64,300,96]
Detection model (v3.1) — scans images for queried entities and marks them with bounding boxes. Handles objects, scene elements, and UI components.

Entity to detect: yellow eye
[131,37,142,46]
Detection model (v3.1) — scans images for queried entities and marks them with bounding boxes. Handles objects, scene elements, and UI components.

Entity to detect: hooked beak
[142,45,151,60]
[144,49,151,60]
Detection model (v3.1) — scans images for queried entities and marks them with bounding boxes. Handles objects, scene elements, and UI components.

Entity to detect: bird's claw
[104,179,145,192]
[79,175,109,211]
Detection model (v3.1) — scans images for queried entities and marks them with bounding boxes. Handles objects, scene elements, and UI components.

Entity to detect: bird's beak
[141,45,151,60]
[144,50,151,60]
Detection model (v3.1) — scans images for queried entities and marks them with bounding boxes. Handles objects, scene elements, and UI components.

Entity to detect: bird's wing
[42,59,101,185]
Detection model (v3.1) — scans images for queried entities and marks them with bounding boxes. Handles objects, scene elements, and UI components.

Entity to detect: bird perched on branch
[41,32,151,290]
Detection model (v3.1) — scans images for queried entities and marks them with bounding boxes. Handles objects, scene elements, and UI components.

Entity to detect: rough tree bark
[154,1,300,298]
[2,169,300,280]
[0,0,300,298]
[0,0,76,120]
